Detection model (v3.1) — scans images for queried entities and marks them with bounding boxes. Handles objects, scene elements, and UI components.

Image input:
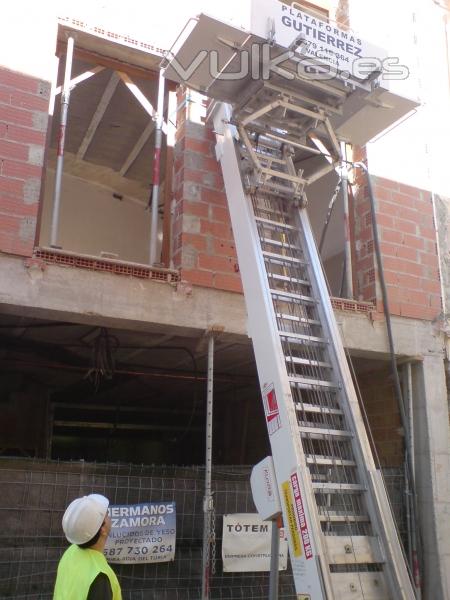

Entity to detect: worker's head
[62,493,110,547]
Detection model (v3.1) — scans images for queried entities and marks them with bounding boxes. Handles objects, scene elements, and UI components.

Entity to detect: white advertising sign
[104,502,176,564]
[222,513,288,572]
[251,0,386,77]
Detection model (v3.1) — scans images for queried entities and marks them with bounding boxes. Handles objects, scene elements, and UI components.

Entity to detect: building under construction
[0,0,449,598]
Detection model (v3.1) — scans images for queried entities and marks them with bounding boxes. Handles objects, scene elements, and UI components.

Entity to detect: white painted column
[413,355,450,599]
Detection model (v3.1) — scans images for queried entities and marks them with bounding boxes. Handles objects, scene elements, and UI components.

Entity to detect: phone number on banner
[104,502,176,563]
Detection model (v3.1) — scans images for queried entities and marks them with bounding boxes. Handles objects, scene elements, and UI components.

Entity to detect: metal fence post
[268,518,280,600]
[202,332,215,600]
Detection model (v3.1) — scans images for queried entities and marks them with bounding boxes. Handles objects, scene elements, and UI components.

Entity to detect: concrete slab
[336,309,445,358]
[0,254,248,342]
[1,254,446,359]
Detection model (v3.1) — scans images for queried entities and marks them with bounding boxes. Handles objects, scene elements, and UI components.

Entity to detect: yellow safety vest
[53,544,122,600]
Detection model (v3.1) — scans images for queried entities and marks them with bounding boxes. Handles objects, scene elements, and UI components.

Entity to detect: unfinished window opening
[39,24,176,268]
[293,150,354,299]
[0,313,265,466]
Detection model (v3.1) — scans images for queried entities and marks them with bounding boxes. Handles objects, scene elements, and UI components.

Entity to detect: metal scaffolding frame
[49,36,168,266]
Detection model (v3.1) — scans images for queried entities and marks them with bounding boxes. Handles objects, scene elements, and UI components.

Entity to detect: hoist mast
[165,4,419,597]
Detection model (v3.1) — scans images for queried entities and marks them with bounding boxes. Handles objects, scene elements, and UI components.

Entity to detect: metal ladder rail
[289,196,416,598]
[253,192,366,496]
[235,87,416,597]
[213,102,415,600]
[252,191,386,582]
[252,176,414,597]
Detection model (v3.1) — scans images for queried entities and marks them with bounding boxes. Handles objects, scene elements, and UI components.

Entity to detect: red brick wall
[352,160,377,303]
[172,93,242,293]
[0,67,50,257]
[353,171,442,320]
[172,90,441,316]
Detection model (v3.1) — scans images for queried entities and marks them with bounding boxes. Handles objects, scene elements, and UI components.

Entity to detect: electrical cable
[140,345,200,444]
[318,177,342,254]
[85,328,119,390]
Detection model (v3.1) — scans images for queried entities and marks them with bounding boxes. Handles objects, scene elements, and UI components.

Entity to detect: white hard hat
[62,494,109,545]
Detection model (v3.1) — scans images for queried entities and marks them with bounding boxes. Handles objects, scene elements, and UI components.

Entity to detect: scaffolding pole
[149,69,165,265]
[201,332,215,600]
[341,142,353,299]
[50,36,74,248]
[405,362,415,484]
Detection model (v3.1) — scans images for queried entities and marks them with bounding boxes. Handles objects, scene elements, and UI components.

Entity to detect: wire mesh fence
[382,466,408,550]
[0,458,297,600]
[0,458,407,600]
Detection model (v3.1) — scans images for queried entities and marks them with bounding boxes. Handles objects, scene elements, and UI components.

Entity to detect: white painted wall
[349,0,450,197]
[40,170,160,264]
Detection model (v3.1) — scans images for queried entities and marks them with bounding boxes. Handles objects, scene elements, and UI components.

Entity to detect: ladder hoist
[165,4,419,598]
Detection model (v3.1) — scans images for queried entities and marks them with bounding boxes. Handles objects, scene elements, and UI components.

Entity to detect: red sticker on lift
[262,383,281,435]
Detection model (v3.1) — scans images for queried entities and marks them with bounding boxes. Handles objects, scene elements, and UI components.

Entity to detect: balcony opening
[39,23,176,269]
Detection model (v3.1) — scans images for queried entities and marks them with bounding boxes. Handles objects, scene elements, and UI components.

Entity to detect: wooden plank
[54,66,105,95]
[117,71,155,117]
[56,41,159,82]
[76,71,120,160]
[119,120,155,176]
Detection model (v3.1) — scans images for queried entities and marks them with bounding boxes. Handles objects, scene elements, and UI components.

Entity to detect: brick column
[0,67,50,257]
[352,150,377,303]
[172,89,242,293]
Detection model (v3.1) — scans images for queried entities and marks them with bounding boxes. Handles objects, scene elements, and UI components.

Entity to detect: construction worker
[53,494,122,600]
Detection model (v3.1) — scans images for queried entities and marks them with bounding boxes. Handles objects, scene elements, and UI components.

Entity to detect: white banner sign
[104,502,176,564]
[251,0,385,77]
[222,513,288,572]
